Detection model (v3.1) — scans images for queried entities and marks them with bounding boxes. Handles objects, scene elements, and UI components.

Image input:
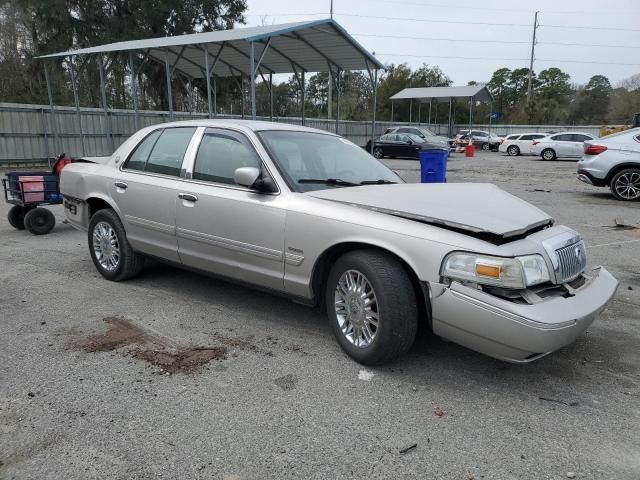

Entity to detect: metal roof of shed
[37,18,384,78]
[390,85,493,102]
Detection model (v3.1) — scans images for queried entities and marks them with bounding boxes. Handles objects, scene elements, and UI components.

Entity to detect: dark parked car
[367,133,425,159]
[366,126,449,153]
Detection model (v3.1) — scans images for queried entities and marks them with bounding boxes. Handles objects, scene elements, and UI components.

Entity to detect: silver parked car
[578,127,640,201]
[60,120,618,365]
[531,132,596,160]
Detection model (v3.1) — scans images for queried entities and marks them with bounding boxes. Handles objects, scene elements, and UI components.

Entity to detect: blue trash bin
[418,148,448,183]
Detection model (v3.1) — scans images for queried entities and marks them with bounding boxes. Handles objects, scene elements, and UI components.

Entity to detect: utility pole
[328,0,334,120]
[526,11,539,104]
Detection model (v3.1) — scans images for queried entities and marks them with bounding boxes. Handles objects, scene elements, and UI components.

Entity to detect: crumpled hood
[307,183,553,237]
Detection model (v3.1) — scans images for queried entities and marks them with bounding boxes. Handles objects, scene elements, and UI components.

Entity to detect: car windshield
[258,130,402,192]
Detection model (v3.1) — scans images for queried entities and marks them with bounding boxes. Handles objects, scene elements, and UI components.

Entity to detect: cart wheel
[8,205,30,230]
[24,208,56,235]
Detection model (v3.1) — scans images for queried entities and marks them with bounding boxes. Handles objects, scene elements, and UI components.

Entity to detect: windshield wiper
[298,178,358,186]
[359,179,398,185]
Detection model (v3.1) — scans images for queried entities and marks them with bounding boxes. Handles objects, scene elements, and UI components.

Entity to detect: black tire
[325,250,418,365]
[373,146,384,159]
[507,145,520,156]
[8,205,30,230]
[541,148,556,161]
[88,208,144,281]
[481,142,490,151]
[24,208,55,235]
[609,168,640,201]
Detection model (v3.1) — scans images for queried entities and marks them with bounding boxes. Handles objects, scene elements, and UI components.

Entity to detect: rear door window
[571,134,592,142]
[124,127,197,176]
[520,134,538,140]
[551,134,572,141]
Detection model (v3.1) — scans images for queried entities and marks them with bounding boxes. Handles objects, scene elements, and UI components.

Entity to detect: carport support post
[418,102,421,124]
[128,52,140,130]
[43,63,59,157]
[301,71,305,126]
[409,99,412,123]
[448,98,452,138]
[370,69,378,155]
[269,73,274,121]
[204,45,212,119]
[428,99,432,125]
[391,101,394,122]
[98,55,114,152]
[164,49,174,119]
[335,69,341,134]
[250,41,256,120]
[468,96,473,133]
[213,75,217,116]
[69,56,86,156]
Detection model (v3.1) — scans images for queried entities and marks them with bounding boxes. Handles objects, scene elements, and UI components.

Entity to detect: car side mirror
[234,166,260,188]
[233,166,277,193]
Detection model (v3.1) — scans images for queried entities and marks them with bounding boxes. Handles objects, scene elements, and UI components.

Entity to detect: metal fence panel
[0,102,602,164]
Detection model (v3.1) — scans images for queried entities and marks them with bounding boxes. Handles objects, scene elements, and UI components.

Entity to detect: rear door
[550,134,573,157]
[112,126,198,262]
[175,127,287,291]
[571,134,594,157]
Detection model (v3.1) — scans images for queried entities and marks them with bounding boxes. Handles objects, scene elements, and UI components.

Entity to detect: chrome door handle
[114,181,128,189]
[178,193,198,202]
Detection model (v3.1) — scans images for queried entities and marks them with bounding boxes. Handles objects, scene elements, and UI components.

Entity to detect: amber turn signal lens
[476,263,501,278]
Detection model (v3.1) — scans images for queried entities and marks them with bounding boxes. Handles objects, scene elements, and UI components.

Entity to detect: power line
[353,33,529,45]
[353,32,640,49]
[335,13,531,27]
[540,23,640,32]
[376,53,529,62]
[375,52,640,67]
[348,0,635,16]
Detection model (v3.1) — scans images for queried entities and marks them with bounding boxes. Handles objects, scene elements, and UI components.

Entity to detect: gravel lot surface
[1,152,639,479]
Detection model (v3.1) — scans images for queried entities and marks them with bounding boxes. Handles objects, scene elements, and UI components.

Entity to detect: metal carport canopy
[390,85,493,103]
[36,18,384,78]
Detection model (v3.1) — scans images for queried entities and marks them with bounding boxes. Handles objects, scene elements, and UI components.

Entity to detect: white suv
[531,132,596,160]
[499,133,547,156]
[578,128,640,201]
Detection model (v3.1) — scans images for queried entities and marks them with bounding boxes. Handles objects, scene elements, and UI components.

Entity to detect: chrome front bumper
[430,267,619,363]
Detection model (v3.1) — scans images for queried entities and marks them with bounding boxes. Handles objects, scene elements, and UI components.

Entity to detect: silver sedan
[60,120,618,365]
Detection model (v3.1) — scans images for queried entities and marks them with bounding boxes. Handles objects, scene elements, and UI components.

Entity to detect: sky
[242,0,640,87]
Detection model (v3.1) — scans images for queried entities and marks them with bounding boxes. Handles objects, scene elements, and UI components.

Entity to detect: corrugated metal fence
[0,102,602,165]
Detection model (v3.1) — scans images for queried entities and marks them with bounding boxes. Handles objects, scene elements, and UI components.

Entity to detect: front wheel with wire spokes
[326,250,418,365]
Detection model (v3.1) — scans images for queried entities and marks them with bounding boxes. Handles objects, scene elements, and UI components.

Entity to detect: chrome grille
[555,240,587,283]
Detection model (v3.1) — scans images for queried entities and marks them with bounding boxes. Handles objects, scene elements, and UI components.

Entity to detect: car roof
[544,131,594,136]
[138,119,337,136]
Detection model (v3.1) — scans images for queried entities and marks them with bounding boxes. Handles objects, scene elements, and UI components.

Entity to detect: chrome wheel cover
[93,221,120,271]
[373,147,383,159]
[614,172,640,200]
[543,150,554,160]
[507,146,518,155]
[334,269,379,348]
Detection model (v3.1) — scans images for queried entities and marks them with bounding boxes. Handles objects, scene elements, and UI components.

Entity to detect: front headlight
[441,252,550,289]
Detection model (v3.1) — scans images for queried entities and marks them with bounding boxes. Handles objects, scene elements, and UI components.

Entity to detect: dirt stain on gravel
[76,317,227,374]
[79,316,146,352]
[134,347,226,374]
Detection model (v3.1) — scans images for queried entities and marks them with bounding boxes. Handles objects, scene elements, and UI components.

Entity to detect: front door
[111,126,198,262]
[175,128,287,291]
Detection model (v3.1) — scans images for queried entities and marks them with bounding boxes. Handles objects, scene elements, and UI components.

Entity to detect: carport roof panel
[390,85,493,102]
[36,18,384,77]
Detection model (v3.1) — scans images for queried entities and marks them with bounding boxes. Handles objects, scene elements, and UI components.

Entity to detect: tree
[571,75,612,124]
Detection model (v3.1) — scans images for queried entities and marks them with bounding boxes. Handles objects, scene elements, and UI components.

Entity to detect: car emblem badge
[575,246,583,263]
